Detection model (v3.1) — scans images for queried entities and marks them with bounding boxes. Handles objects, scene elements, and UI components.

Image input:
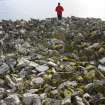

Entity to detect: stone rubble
[0,17,105,104]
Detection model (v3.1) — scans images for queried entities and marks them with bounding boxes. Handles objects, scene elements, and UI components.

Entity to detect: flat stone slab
[35,65,49,72]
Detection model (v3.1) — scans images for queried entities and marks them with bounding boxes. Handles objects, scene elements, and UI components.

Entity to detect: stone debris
[0,17,105,104]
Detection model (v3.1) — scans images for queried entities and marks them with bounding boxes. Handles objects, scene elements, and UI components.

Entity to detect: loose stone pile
[0,16,105,105]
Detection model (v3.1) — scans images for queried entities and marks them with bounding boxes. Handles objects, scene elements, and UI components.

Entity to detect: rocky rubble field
[0,16,105,105]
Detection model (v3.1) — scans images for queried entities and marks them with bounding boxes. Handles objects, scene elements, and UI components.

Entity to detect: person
[55,3,64,20]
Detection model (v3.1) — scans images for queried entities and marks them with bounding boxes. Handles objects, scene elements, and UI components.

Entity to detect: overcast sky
[0,0,105,20]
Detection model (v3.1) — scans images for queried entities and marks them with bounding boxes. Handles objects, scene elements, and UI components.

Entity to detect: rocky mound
[0,16,105,105]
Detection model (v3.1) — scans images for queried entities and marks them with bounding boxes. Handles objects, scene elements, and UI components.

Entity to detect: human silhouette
[55,3,64,20]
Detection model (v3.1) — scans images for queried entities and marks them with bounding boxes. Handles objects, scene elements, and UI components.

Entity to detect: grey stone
[23,93,42,105]
[15,44,30,54]
[4,94,21,105]
[17,57,39,67]
[5,75,16,91]
[0,100,7,105]
[27,89,39,94]
[99,57,105,65]
[51,89,58,95]
[0,63,10,75]
[44,98,61,105]
[48,38,65,51]
[40,93,47,100]
[0,30,3,35]
[0,59,3,66]
[61,97,71,105]
[35,65,49,72]
[20,29,26,34]
[31,77,44,86]
[83,93,91,100]
[75,96,85,105]
[85,83,94,92]
[48,49,59,56]
[5,58,17,68]
[14,77,24,91]
[19,69,28,78]
[0,78,5,86]
[0,26,3,29]
[58,81,77,90]
[98,64,105,74]
[0,88,5,99]
[47,61,57,67]
[85,43,100,50]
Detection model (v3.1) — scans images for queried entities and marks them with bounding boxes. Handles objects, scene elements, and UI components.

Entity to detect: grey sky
[0,0,105,20]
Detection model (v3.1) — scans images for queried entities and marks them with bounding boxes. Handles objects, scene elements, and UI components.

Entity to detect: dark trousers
[57,14,62,20]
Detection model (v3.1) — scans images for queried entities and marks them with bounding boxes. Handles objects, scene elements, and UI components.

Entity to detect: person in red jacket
[55,3,64,20]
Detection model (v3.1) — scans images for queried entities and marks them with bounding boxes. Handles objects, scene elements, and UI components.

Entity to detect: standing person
[55,3,64,20]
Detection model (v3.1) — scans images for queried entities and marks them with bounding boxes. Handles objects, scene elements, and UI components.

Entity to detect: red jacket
[55,5,64,15]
